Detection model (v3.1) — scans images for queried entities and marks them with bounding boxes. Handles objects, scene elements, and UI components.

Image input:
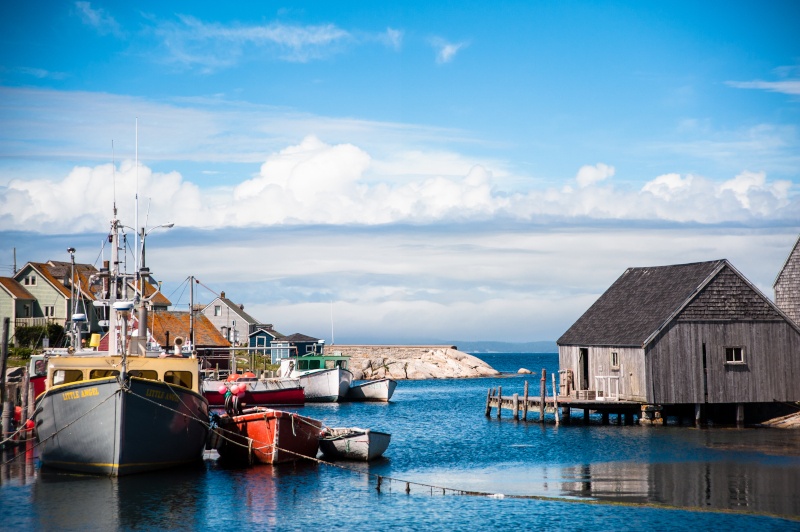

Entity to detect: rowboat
[319,427,391,461]
[346,378,397,402]
[210,408,322,465]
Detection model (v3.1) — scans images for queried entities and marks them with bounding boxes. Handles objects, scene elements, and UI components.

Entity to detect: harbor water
[2,353,799,530]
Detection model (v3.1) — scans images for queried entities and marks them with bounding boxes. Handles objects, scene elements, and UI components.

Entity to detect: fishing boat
[279,354,353,403]
[203,374,305,407]
[319,427,391,461]
[33,206,209,476]
[346,378,397,402]
[210,407,322,465]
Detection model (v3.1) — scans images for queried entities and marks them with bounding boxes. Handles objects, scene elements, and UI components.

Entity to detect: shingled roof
[557,260,725,347]
[149,311,230,348]
[0,277,35,300]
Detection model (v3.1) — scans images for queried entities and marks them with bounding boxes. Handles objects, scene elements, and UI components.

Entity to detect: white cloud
[2,135,796,234]
[74,2,124,38]
[431,37,467,64]
[726,80,800,96]
[575,163,615,188]
[383,28,403,50]
[153,16,354,68]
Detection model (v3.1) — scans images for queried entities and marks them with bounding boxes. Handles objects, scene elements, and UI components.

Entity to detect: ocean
[1,353,799,530]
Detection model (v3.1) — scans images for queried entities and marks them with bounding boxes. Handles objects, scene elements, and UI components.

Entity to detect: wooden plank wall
[647,321,800,404]
[558,345,646,401]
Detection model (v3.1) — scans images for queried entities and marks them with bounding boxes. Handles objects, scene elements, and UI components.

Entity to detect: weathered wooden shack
[774,234,800,325]
[557,259,800,422]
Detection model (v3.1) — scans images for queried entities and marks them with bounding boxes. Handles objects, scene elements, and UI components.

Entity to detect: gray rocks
[326,345,500,380]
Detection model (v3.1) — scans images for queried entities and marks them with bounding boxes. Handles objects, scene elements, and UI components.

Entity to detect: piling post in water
[522,380,529,421]
[512,393,519,420]
[539,368,546,423]
[736,403,744,428]
[694,404,702,428]
[496,386,502,419]
[485,388,492,417]
[552,373,560,425]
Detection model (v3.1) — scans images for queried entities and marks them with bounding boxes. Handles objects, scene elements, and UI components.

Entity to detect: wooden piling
[539,368,546,423]
[512,393,519,420]
[736,403,744,428]
[551,373,560,425]
[522,380,529,421]
[496,386,502,419]
[485,388,492,417]
[694,404,702,427]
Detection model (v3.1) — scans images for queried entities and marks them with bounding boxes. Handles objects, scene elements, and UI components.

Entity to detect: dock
[485,369,643,425]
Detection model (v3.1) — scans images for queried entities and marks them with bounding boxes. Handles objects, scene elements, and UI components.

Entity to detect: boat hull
[319,427,391,461]
[345,378,397,402]
[212,408,322,464]
[203,379,305,407]
[296,368,352,402]
[35,377,209,476]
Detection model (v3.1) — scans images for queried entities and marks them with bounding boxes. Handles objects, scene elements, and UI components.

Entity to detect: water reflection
[559,459,800,516]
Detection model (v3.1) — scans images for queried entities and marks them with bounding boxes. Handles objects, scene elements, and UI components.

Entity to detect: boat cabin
[44,355,202,393]
[294,354,350,372]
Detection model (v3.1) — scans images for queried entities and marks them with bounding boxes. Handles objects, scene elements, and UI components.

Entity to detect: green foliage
[14,323,66,348]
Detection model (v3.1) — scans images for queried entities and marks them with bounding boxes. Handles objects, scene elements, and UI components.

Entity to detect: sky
[1,1,799,345]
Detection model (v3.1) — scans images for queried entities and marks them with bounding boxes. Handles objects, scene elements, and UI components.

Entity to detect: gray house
[558,260,800,420]
[201,291,265,347]
[774,234,800,325]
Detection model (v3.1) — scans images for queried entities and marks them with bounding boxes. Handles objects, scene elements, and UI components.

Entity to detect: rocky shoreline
[323,345,500,380]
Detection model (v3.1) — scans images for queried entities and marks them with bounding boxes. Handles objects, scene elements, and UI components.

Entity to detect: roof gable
[558,260,724,347]
[278,332,320,343]
[203,295,260,324]
[0,277,35,299]
[774,234,800,288]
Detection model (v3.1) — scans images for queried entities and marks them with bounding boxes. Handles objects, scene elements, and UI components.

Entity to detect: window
[610,351,619,369]
[45,306,55,317]
[129,370,158,380]
[53,369,84,386]
[214,305,221,316]
[725,347,744,364]
[90,369,120,379]
[24,275,37,285]
[165,371,192,389]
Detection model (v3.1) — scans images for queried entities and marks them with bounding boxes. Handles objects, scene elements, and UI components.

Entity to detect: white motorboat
[346,378,397,402]
[280,354,352,402]
[319,427,391,461]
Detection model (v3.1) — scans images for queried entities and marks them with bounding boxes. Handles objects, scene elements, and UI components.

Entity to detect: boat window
[53,369,84,386]
[34,359,47,376]
[164,371,192,389]
[298,359,321,371]
[90,369,120,379]
[129,370,158,380]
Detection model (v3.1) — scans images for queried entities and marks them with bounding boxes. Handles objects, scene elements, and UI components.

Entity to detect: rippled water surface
[2,353,799,530]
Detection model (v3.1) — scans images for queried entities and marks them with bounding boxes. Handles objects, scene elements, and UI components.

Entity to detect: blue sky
[1,2,799,344]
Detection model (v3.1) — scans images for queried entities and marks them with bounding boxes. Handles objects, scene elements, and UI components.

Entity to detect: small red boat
[203,376,305,407]
[210,408,323,465]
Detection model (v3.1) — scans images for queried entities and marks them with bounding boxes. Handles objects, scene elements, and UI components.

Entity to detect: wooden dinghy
[319,427,391,461]
[210,407,322,465]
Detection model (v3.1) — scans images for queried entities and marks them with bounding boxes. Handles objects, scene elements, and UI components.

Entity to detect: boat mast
[189,275,194,357]
[109,207,119,359]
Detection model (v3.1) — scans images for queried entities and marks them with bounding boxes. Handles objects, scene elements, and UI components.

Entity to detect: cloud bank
[1,136,796,234]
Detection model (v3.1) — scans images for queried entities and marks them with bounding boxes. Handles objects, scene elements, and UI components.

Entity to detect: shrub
[14,323,66,349]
